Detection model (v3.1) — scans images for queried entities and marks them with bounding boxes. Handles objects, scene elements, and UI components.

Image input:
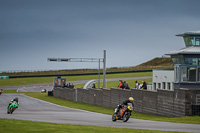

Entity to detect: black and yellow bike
[112,103,133,122]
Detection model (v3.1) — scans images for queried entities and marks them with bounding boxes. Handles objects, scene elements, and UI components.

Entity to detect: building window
[167,82,171,90]
[175,66,180,83]
[184,36,192,47]
[180,67,187,82]
[188,36,200,46]
[195,38,200,46]
[171,55,185,64]
[175,65,200,83]
[193,58,198,65]
[185,58,199,65]
[187,67,196,81]
[196,94,200,104]
[198,67,200,81]
[158,83,161,89]
[153,83,156,90]
[162,82,166,89]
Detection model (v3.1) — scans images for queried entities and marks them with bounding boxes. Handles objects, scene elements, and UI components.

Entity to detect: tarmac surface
[1,93,200,132]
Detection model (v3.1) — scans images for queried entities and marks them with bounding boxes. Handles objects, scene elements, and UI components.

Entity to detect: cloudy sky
[1,0,200,72]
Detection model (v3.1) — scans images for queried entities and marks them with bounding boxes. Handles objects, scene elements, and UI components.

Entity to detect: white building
[152,30,200,90]
[152,69,174,90]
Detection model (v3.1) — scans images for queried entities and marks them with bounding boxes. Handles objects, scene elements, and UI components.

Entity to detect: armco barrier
[0,76,9,79]
[53,87,200,117]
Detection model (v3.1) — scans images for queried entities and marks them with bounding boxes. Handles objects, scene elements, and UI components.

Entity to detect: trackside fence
[53,87,200,117]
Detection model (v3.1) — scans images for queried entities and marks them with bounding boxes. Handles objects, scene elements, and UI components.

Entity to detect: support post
[98,59,100,88]
[103,50,106,88]
[75,89,78,102]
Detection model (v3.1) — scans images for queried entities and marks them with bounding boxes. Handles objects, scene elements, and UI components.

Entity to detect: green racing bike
[7,101,18,114]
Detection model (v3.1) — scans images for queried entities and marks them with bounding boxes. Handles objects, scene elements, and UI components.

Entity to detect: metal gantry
[47,50,106,88]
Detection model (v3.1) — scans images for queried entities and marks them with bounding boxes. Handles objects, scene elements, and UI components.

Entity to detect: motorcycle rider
[115,97,134,115]
[7,97,19,109]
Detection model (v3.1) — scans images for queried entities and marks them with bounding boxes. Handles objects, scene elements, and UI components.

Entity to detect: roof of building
[166,46,200,55]
[176,30,200,37]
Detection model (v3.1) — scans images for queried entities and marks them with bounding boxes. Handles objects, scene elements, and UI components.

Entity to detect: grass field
[0,72,152,87]
[0,119,184,133]
[75,78,152,88]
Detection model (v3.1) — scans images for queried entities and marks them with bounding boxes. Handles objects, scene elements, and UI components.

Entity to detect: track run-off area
[0,93,200,132]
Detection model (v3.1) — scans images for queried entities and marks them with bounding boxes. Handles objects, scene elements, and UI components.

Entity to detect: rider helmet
[129,97,134,102]
[14,97,18,102]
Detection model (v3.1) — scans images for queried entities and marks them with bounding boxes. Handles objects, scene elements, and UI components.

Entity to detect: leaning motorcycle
[7,101,18,114]
[112,103,133,122]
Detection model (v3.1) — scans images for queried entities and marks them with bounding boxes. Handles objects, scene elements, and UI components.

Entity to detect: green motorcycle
[7,101,18,114]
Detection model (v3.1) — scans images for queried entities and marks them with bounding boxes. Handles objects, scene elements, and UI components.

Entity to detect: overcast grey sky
[1,0,200,72]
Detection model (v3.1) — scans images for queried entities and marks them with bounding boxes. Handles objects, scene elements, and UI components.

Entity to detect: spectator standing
[124,81,130,89]
[92,81,96,88]
[118,80,124,89]
[118,80,122,88]
[135,80,139,89]
[55,80,58,85]
[141,80,147,90]
[62,80,65,88]
[71,83,74,88]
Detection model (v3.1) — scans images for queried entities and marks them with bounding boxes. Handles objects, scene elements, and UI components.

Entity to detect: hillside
[106,57,173,72]
[135,57,173,68]
[0,57,173,76]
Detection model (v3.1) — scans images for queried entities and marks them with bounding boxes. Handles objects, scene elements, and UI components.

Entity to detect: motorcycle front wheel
[112,113,117,122]
[10,107,15,114]
[123,112,131,122]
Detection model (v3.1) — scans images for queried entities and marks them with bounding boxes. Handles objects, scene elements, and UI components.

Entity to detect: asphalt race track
[1,93,200,132]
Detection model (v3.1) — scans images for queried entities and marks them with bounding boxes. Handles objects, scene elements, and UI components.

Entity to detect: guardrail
[0,76,9,79]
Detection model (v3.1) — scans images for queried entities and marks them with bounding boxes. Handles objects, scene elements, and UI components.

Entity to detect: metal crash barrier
[0,76,9,79]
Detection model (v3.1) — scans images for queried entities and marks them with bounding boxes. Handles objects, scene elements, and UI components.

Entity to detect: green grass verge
[2,89,18,93]
[0,118,183,133]
[75,78,152,88]
[23,92,200,124]
[0,72,152,87]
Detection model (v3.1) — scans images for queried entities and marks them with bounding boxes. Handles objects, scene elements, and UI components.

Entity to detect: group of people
[64,83,74,88]
[118,80,130,89]
[118,80,147,90]
[135,80,147,90]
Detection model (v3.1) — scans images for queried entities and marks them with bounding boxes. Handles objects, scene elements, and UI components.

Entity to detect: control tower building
[152,30,200,90]
[167,31,200,89]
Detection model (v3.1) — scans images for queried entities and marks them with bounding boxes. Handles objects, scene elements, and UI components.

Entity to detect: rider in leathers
[7,97,19,109]
[115,97,134,116]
